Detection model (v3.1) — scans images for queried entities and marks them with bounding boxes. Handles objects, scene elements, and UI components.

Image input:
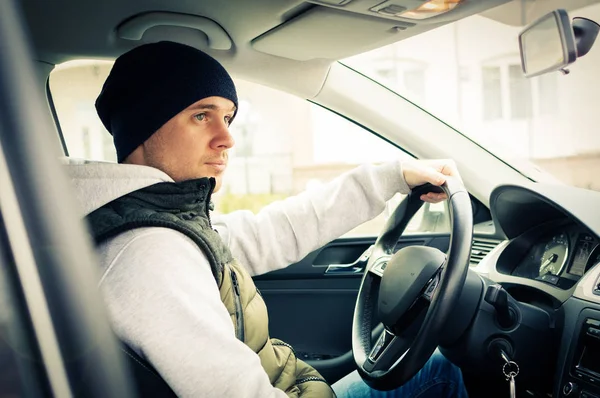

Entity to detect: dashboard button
[587,327,600,337]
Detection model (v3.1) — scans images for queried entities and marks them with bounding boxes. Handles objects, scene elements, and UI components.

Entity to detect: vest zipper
[206,178,215,229]
[271,340,297,356]
[295,376,329,385]
[206,207,212,229]
[230,269,245,342]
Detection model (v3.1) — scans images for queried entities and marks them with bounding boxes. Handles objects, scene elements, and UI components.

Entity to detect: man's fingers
[423,169,447,187]
[438,160,463,184]
[403,159,463,190]
[420,192,447,203]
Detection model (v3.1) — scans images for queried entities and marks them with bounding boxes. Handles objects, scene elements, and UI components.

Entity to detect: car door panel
[253,233,451,383]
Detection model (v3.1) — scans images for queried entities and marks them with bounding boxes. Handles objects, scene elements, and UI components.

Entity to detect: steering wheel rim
[352,177,473,391]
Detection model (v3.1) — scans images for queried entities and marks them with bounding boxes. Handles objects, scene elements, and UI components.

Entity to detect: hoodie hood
[64,159,174,216]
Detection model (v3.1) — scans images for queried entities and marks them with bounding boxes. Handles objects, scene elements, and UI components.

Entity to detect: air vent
[470,238,502,266]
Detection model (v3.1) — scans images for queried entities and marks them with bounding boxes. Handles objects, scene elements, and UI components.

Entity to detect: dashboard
[475,182,600,305]
[477,182,600,398]
[507,222,600,289]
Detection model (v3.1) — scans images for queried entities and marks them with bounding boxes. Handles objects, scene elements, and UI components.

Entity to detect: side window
[216,79,449,237]
[49,61,450,237]
[49,61,116,162]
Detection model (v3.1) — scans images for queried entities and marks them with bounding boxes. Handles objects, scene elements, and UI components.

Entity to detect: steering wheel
[352,178,473,391]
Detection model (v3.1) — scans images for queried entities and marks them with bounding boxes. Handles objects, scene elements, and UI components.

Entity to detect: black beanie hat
[95,41,238,162]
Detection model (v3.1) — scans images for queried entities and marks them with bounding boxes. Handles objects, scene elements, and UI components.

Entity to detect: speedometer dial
[539,232,569,276]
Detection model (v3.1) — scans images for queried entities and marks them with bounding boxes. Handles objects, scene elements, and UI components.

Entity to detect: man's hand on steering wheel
[402,159,463,203]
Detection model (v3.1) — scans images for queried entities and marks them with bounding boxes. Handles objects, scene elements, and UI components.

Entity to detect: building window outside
[482,62,545,122]
[482,66,503,121]
[509,64,532,120]
[403,68,426,105]
[537,73,558,115]
[371,54,427,105]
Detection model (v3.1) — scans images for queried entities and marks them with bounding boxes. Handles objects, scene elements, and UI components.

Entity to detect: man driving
[71,40,468,397]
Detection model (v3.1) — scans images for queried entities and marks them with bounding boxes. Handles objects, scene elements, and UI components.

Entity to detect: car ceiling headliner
[21,0,306,64]
[19,0,596,97]
[20,0,329,96]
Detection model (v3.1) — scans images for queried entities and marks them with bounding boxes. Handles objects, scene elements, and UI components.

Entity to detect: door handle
[325,262,365,275]
[324,245,373,276]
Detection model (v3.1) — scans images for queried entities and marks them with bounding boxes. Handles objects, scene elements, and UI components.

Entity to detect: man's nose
[212,120,235,149]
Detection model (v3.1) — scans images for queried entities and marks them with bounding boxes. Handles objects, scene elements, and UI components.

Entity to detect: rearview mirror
[518,9,577,78]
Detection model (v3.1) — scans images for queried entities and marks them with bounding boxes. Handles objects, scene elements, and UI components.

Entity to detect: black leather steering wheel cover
[352,177,472,390]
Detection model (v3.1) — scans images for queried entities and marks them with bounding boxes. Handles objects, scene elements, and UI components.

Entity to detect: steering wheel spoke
[363,330,410,373]
[392,290,430,333]
[421,269,442,302]
[368,254,392,277]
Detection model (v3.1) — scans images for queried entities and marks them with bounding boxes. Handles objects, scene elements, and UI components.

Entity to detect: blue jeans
[332,350,468,398]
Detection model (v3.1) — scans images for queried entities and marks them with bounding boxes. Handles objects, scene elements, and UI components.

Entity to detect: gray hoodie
[66,159,410,397]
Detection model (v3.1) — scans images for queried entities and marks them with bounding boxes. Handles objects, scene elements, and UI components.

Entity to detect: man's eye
[194,113,206,121]
[224,115,232,126]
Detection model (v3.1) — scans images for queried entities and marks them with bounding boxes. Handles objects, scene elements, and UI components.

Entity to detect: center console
[560,313,600,397]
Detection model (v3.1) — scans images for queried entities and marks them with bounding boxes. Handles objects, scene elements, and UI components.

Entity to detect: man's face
[138,96,236,192]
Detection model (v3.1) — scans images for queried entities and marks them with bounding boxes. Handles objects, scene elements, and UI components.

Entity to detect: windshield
[344,0,600,192]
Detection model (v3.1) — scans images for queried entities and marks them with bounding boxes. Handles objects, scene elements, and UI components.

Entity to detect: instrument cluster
[511,224,600,288]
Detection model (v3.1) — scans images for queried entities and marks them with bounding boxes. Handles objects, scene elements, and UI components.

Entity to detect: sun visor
[252,0,511,61]
[252,7,415,61]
